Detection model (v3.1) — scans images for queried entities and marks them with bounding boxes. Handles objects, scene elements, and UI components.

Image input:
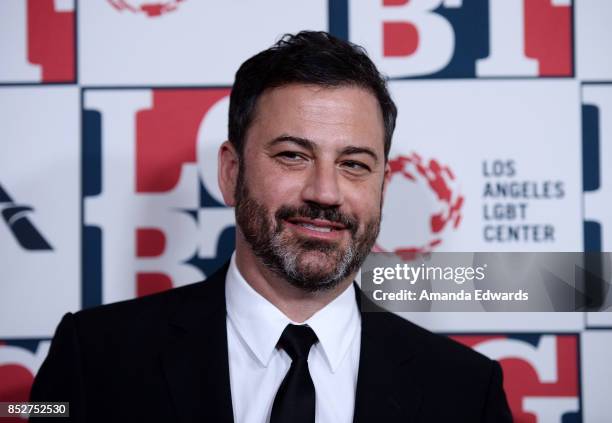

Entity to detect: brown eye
[275,151,308,165]
[342,161,371,173]
[278,151,303,160]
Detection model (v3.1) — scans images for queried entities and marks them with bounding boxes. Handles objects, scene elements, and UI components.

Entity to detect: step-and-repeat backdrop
[1,0,612,421]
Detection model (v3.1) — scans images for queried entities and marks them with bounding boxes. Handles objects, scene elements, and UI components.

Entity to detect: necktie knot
[278,324,318,361]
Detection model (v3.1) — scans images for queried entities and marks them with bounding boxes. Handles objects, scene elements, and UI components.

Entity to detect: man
[31,31,512,422]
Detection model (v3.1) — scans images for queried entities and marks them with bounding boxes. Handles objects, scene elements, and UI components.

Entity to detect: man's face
[225,84,389,292]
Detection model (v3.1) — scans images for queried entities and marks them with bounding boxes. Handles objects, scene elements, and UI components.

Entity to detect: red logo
[376,153,463,258]
[134,88,229,296]
[452,334,580,423]
[108,0,185,17]
[0,341,50,422]
[27,0,75,82]
[83,88,234,304]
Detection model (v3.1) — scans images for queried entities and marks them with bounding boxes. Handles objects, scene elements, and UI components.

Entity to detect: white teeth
[299,223,332,233]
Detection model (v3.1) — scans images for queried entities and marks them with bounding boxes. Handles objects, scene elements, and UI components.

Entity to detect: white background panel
[78,0,328,86]
[400,312,584,333]
[584,83,612,332]
[383,80,582,253]
[0,86,80,338]
[576,0,612,81]
[383,80,583,331]
[581,331,612,422]
[586,313,612,328]
[0,0,41,82]
[583,84,612,252]
[0,0,74,83]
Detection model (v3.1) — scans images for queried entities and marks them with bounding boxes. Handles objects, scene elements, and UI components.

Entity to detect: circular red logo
[375,153,464,259]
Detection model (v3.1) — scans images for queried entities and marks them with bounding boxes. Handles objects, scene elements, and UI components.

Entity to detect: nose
[300,161,344,207]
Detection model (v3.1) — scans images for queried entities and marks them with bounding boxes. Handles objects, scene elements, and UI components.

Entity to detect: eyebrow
[340,145,379,164]
[267,135,316,152]
[267,135,379,163]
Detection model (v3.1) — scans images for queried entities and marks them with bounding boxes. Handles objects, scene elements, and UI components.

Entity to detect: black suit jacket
[31,263,512,422]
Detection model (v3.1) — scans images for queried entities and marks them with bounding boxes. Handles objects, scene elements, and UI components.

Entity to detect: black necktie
[270,324,318,423]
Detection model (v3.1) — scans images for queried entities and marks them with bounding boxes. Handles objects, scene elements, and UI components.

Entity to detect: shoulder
[362,311,512,421]
[73,280,201,328]
[365,309,496,374]
[69,263,228,342]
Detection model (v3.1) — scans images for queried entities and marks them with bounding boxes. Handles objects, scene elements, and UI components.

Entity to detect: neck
[234,237,354,323]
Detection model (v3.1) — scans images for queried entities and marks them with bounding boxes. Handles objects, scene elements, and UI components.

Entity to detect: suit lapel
[353,288,424,423]
[161,263,234,423]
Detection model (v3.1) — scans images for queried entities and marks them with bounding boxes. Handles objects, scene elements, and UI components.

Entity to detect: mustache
[275,203,358,234]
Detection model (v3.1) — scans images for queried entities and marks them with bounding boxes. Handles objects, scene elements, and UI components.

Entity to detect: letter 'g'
[373,267,384,284]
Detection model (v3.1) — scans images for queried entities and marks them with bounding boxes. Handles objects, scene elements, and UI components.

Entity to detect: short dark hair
[228,31,397,161]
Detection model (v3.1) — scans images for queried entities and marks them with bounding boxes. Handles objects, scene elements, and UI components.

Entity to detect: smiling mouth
[284,217,348,234]
[298,223,332,233]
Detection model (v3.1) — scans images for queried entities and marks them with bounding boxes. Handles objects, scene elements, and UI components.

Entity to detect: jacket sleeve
[481,360,513,422]
[29,312,86,422]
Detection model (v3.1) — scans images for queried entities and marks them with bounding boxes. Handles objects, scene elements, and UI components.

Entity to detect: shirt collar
[305,278,360,373]
[225,252,360,373]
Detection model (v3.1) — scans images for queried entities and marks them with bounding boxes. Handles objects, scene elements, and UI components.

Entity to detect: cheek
[247,176,298,218]
[250,169,305,202]
[256,179,297,206]
[344,182,383,213]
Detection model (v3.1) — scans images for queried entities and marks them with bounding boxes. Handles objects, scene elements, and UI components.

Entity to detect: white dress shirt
[225,253,361,423]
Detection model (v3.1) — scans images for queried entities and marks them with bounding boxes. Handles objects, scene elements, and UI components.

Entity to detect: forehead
[246,84,385,154]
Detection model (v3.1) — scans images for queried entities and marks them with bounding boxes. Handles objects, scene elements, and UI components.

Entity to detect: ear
[381,161,391,207]
[218,141,240,207]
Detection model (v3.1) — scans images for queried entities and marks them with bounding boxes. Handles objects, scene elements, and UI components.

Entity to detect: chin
[295,248,342,267]
[292,256,347,283]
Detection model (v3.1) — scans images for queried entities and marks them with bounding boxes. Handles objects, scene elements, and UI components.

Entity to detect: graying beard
[269,232,356,291]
